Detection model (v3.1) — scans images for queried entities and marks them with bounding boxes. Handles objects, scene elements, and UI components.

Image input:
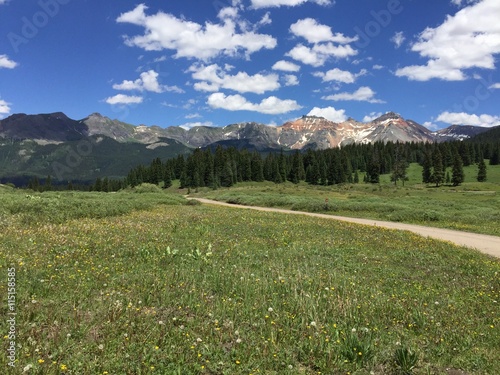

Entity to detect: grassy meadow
[194,163,500,236]
[1,187,499,374]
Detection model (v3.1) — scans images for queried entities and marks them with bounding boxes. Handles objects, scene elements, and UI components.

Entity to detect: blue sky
[1,0,500,130]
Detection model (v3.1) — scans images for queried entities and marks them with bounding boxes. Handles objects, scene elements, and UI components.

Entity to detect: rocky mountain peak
[373,112,402,123]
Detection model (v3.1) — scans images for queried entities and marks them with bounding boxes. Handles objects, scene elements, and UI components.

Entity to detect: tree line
[23,138,499,192]
[123,139,497,190]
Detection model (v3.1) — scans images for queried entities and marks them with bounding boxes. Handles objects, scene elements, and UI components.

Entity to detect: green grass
[194,163,500,236]
[0,190,499,374]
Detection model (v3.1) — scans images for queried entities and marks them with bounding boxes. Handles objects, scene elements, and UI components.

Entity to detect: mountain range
[0,111,496,183]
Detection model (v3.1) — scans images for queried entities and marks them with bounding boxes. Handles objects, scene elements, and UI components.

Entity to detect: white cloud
[489,83,500,89]
[207,92,302,114]
[272,60,300,72]
[105,94,143,105]
[290,18,357,44]
[286,43,357,67]
[113,70,184,93]
[451,0,479,7]
[322,86,384,103]
[423,121,440,131]
[286,18,358,67]
[0,99,11,115]
[0,55,18,69]
[189,64,280,94]
[117,4,277,61]
[250,0,332,9]
[283,74,299,86]
[436,111,500,127]
[313,68,366,83]
[307,106,347,122]
[396,0,500,81]
[391,31,405,48]
[363,112,383,122]
[0,0,9,5]
[372,64,384,70]
[185,113,202,119]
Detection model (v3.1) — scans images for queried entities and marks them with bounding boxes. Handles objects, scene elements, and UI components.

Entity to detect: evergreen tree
[28,177,40,192]
[251,153,264,182]
[288,151,303,184]
[490,144,500,165]
[422,152,432,184]
[353,170,359,183]
[451,153,464,186]
[366,152,380,184]
[431,149,444,187]
[94,177,102,192]
[44,175,52,191]
[163,166,172,189]
[477,158,487,182]
[102,177,110,192]
[390,145,408,186]
[445,171,451,184]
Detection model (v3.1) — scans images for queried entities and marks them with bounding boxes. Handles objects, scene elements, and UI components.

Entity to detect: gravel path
[190,197,500,259]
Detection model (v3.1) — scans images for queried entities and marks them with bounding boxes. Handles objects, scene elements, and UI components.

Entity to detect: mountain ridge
[1,111,494,150]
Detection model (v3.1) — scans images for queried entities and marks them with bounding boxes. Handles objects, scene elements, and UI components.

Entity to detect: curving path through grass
[189,197,500,259]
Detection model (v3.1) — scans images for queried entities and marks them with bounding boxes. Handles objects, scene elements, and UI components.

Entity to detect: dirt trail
[190,197,500,259]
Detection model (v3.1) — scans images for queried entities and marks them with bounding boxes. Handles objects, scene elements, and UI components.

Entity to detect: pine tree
[422,152,432,184]
[163,166,172,189]
[44,175,52,191]
[431,149,444,187]
[353,170,359,184]
[367,152,380,184]
[490,144,500,165]
[451,153,464,186]
[390,145,408,186]
[477,158,487,182]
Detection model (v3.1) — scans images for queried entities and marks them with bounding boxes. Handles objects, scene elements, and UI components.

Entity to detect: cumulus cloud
[283,74,299,86]
[313,68,366,83]
[450,0,480,7]
[0,55,18,69]
[391,31,405,48]
[423,121,440,131]
[0,99,11,116]
[116,4,277,61]
[363,112,383,122]
[290,18,357,44]
[286,18,358,67]
[436,111,500,127]
[489,83,500,89]
[286,43,357,67]
[207,92,302,114]
[250,0,332,9]
[189,64,280,94]
[322,86,384,103]
[396,0,500,81]
[307,106,347,122]
[272,60,300,72]
[105,94,143,105]
[113,70,184,93]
